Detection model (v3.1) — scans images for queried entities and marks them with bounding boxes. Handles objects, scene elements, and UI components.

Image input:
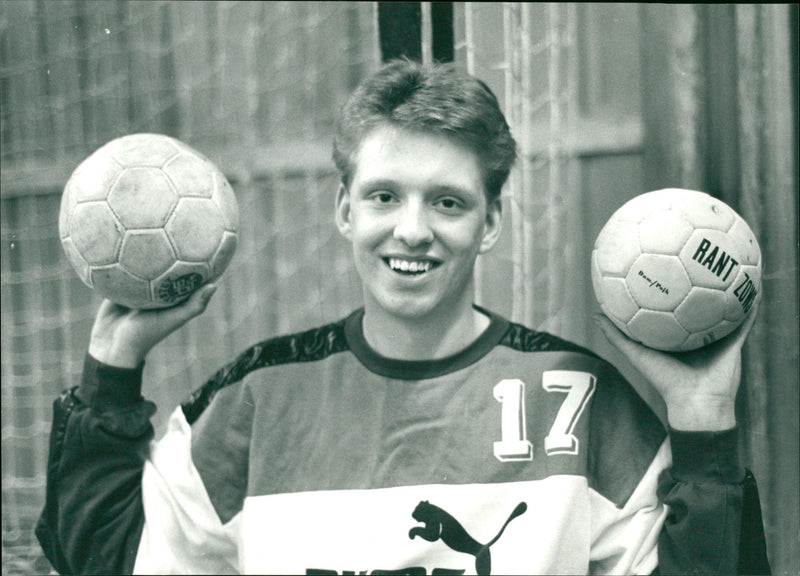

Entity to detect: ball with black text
[59,133,239,309]
[591,188,760,352]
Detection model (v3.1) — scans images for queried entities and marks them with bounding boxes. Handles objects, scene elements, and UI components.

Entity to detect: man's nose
[393,200,434,247]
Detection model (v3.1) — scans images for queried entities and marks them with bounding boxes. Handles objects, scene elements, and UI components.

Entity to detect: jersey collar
[344,305,509,380]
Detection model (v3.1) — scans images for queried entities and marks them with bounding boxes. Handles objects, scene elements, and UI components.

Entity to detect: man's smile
[384,257,441,276]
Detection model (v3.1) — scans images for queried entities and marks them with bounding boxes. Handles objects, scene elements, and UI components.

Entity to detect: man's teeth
[388,258,433,273]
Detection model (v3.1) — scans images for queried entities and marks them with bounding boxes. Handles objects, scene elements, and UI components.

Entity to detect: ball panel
[119,230,177,279]
[91,264,152,308]
[626,254,691,311]
[166,198,226,261]
[212,172,240,231]
[679,333,712,352]
[627,310,689,351]
[108,133,180,166]
[108,168,179,229]
[680,320,739,351]
[69,202,124,265]
[58,186,78,240]
[66,152,123,203]
[659,188,707,205]
[152,261,210,308]
[672,191,736,232]
[597,276,639,324]
[638,211,693,254]
[61,237,91,286]
[727,217,761,266]
[724,264,760,321]
[164,154,215,198]
[607,313,633,338]
[210,232,238,281]
[593,218,641,276]
[680,229,743,290]
[590,251,606,305]
[675,287,727,332]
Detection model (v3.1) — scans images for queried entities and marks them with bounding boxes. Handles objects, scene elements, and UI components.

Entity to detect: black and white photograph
[1,2,797,574]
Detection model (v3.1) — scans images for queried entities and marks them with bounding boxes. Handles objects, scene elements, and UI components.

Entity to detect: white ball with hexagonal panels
[591,188,761,352]
[59,133,239,309]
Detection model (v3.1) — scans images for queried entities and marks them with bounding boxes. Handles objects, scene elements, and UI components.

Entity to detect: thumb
[175,283,218,320]
[148,283,218,332]
[193,282,218,312]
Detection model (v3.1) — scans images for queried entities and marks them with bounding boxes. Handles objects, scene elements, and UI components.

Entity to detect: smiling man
[337,124,502,359]
[37,60,769,575]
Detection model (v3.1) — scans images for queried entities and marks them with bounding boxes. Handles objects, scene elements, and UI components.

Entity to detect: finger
[184,282,218,313]
[195,283,218,312]
[149,283,218,329]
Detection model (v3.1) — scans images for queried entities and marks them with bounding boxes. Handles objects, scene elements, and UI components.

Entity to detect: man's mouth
[385,257,440,275]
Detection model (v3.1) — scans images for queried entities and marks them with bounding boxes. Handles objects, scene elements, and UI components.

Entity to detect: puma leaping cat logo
[408,500,527,575]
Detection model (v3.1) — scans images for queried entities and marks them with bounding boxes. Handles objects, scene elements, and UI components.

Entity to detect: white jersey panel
[135,407,241,575]
[589,439,671,574]
[241,477,592,575]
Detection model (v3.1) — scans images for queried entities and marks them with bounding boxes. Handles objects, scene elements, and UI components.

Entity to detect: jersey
[36,306,771,575]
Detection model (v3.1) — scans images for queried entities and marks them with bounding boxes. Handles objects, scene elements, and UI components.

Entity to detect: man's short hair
[333,59,518,200]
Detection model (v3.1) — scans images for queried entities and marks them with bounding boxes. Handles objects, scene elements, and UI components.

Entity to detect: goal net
[1,3,574,573]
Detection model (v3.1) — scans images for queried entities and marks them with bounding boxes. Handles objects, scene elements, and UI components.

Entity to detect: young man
[37,60,769,575]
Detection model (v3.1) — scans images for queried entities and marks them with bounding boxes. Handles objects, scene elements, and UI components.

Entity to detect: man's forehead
[356,124,468,153]
[351,126,484,190]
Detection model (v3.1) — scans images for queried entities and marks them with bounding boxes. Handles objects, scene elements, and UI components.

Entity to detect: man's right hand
[88,284,218,368]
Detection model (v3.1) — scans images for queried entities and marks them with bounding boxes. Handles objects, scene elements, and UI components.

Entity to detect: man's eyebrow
[429,184,474,197]
[359,178,474,197]
[358,178,399,191]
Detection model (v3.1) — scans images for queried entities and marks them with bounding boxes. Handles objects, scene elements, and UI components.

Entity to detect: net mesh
[1,3,377,573]
[1,2,572,573]
[456,3,576,332]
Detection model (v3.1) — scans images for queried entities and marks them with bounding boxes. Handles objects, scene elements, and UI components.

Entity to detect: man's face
[336,125,502,322]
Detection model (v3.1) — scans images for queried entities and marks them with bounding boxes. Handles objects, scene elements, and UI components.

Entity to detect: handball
[591,188,761,352]
[59,133,239,309]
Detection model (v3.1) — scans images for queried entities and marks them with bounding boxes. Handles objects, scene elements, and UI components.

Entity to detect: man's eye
[371,192,395,204]
[436,197,463,211]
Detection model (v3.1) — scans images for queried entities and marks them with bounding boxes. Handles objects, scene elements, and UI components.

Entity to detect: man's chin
[367,294,439,322]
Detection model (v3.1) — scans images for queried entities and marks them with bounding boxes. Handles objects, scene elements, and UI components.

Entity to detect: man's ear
[479,196,503,254]
[335,183,353,240]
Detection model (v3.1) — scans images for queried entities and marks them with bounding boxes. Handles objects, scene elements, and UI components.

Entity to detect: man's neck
[361,301,490,361]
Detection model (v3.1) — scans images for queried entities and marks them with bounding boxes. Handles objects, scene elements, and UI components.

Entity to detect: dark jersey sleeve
[655,427,771,575]
[36,354,152,575]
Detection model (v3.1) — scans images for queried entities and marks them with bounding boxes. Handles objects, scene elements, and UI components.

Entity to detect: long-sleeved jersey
[36,307,770,575]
